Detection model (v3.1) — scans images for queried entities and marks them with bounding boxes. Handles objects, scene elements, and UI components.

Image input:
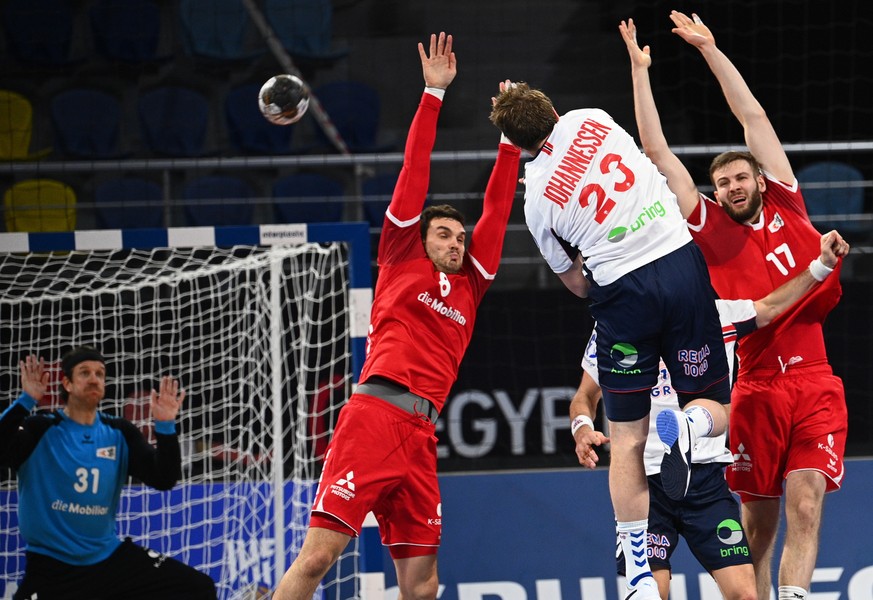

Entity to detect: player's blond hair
[489,82,558,152]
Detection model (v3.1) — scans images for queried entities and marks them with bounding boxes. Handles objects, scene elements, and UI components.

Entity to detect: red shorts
[726,364,847,502]
[309,393,441,556]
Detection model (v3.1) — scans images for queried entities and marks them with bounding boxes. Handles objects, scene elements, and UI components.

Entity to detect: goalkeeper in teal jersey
[0,347,216,600]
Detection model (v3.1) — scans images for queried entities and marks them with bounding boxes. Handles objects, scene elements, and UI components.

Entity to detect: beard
[437,256,462,274]
[721,187,764,225]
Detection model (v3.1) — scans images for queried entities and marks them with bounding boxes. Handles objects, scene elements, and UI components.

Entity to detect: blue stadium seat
[94,178,164,229]
[89,0,166,63]
[796,161,866,234]
[311,81,394,154]
[361,173,398,228]
[225,83,297,155]
[179,0,263,61]
[263,0,348,63]
[182,175,255,226]
[50,88,125,159]
[2,0,76,66]
[273,173,345,223]
[138,86,211,157]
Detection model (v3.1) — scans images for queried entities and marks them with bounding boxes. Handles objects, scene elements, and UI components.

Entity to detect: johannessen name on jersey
[523,108,691,286]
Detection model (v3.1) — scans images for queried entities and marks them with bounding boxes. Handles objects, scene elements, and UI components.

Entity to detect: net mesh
[0,243,357,599]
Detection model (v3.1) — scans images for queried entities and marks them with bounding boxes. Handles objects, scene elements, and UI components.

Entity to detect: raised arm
[387,32,457,223]
[466,80,522,278]
[126,376,187,490]
[753,230,850,327]
[670,10,793,183]
[0,356,49,466]
[620,18,699,219]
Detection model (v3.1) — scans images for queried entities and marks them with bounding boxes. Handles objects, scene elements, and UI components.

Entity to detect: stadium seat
[2,0,76,66]
[4,179,76,232]
[311,81,394,154]
[0,90,52,161]
[263,0,349,64]
[138,86,211,157]
[182,175,255,227]
[89,0,166,63]
[225,83,297,155]
[179,0,263,61]
[797,161,866,234]
[50,88,125,159]
[361,173,398,228]
[273,173,345,223]
[94,178,164,229]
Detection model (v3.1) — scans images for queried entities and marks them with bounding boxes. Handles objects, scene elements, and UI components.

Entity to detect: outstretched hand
[150,376,186,422]
[491,79,518,107]
[418,32,457,90]
[820,230,851,268]
[669,10,715,49]
[575,426,609,469]
[20,355,49,402]
[619,19,651,70]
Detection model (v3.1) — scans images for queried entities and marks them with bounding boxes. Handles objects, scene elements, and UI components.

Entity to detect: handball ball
[259,74,310,125]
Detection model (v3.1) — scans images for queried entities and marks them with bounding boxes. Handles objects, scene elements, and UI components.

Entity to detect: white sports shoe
[625,575,661,600]
[656,409,693,500]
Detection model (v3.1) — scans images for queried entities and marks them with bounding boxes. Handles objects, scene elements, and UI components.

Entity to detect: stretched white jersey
[582,298,757,475]
[524,108,691,286]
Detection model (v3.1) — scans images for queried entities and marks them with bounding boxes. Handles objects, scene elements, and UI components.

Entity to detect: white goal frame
[0,222,373,600]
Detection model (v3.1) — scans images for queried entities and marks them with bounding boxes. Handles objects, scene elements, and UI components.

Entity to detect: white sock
[779,586,807,600]
[616,519,653,587]
[683,405,714,438]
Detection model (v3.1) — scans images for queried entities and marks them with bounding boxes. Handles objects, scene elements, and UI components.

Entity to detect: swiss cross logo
[768,212,784,233]
[96,446,116,460]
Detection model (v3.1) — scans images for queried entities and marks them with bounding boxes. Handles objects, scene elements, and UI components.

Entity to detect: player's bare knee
[399,575,439,600]
[726,589,757,600]
[786,499,823,534]
[295,546,339,580]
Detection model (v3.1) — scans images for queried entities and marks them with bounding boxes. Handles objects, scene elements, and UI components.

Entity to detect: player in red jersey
[623,13,848,600]
[273,32,521,600]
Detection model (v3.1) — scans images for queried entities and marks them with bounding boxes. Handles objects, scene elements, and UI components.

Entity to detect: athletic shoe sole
[625,577,661,600]
[656,409,692,500]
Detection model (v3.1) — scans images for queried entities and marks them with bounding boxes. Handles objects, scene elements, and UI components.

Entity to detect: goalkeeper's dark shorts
[14,538,216,600]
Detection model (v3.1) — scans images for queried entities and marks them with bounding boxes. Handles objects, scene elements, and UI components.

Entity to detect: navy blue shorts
[616,463,752,575]
[588,242,731,422]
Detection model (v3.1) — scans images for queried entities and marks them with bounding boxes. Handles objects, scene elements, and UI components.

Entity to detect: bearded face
[712,160,766,224]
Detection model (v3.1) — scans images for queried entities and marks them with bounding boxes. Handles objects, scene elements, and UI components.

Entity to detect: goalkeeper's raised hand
[20,355,48,403]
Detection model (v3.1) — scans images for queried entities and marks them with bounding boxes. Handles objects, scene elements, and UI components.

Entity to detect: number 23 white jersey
[524,108,691,286]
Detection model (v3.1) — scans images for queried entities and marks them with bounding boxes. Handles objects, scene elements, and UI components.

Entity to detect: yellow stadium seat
[4,179,76,232]
[0,90,52,161]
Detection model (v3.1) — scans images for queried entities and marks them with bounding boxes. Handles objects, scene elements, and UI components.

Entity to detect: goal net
[0,226,370,600]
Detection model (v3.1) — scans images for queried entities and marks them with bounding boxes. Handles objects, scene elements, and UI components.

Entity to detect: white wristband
[808,258,834,282]
[571,415,595,436]
[424,86,446,101]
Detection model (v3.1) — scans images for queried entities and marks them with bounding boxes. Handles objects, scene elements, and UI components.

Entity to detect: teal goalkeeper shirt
[0,393,181,565]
